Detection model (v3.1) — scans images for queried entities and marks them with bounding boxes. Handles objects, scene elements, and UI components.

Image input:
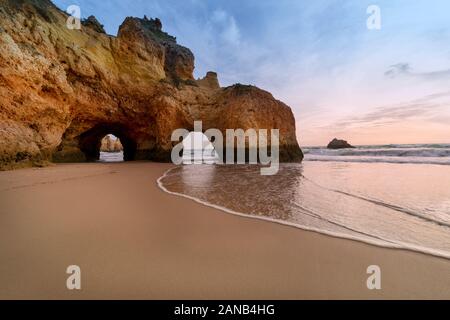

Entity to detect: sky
[53,0,450,146]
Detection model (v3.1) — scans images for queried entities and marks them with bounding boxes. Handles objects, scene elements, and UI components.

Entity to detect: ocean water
[304,143,450,165]
[182,149,218,164]
[99,151,124,162]
[158,144,450,259]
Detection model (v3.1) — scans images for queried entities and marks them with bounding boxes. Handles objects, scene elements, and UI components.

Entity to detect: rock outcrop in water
[0,0,303,170]
[327,138,355,149]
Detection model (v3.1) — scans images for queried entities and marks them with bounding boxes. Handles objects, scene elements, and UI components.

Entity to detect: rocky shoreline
[0,0,303,170]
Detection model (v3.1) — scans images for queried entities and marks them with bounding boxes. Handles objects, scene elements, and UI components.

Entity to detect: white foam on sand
[157,166,450,260]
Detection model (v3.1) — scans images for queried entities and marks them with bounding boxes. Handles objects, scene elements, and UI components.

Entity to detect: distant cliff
[0,0,303,169]
[100,135,123,153]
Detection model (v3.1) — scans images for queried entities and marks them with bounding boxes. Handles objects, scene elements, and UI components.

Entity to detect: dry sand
[0,162,449,299]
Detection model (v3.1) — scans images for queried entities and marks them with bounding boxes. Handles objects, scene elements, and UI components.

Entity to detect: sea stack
[327,138,355,149]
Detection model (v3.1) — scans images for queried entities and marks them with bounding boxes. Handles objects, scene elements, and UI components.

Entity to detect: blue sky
[53,0,450,145]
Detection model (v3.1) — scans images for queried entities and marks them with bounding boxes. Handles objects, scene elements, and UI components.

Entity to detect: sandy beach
[0,162,449,299]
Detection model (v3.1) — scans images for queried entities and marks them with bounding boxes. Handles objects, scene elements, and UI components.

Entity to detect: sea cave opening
[99,134,124,162]
[78,124,137,162]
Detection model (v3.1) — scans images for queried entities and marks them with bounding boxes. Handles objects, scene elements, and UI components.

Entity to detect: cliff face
[0,0,303,169]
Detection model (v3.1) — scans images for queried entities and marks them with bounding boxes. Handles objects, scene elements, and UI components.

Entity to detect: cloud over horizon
[385,63,450,81]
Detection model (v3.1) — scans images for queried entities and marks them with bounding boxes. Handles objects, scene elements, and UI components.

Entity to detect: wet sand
[0,162,449,299]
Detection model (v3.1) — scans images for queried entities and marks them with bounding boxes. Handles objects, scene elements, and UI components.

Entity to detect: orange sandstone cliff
[0,0,303,169]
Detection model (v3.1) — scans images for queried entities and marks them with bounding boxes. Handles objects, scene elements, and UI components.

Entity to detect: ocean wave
[303,147,450,158]
[157,164,450,260]
[305,143,450,150]
[302,175,450,228]
[302,143,450,164]
[304,155,450,165]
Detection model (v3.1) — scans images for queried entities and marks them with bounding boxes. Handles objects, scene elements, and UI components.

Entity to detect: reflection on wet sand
[160,162,450,259]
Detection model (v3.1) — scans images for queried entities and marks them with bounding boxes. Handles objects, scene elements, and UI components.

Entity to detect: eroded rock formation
[0,0,303,170]
[100,135,123,153]
[327,138,355,149]
[82,15,106,34]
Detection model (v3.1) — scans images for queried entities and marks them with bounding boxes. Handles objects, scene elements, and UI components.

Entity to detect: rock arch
[0,0,303,170]
[78,124,136,162]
